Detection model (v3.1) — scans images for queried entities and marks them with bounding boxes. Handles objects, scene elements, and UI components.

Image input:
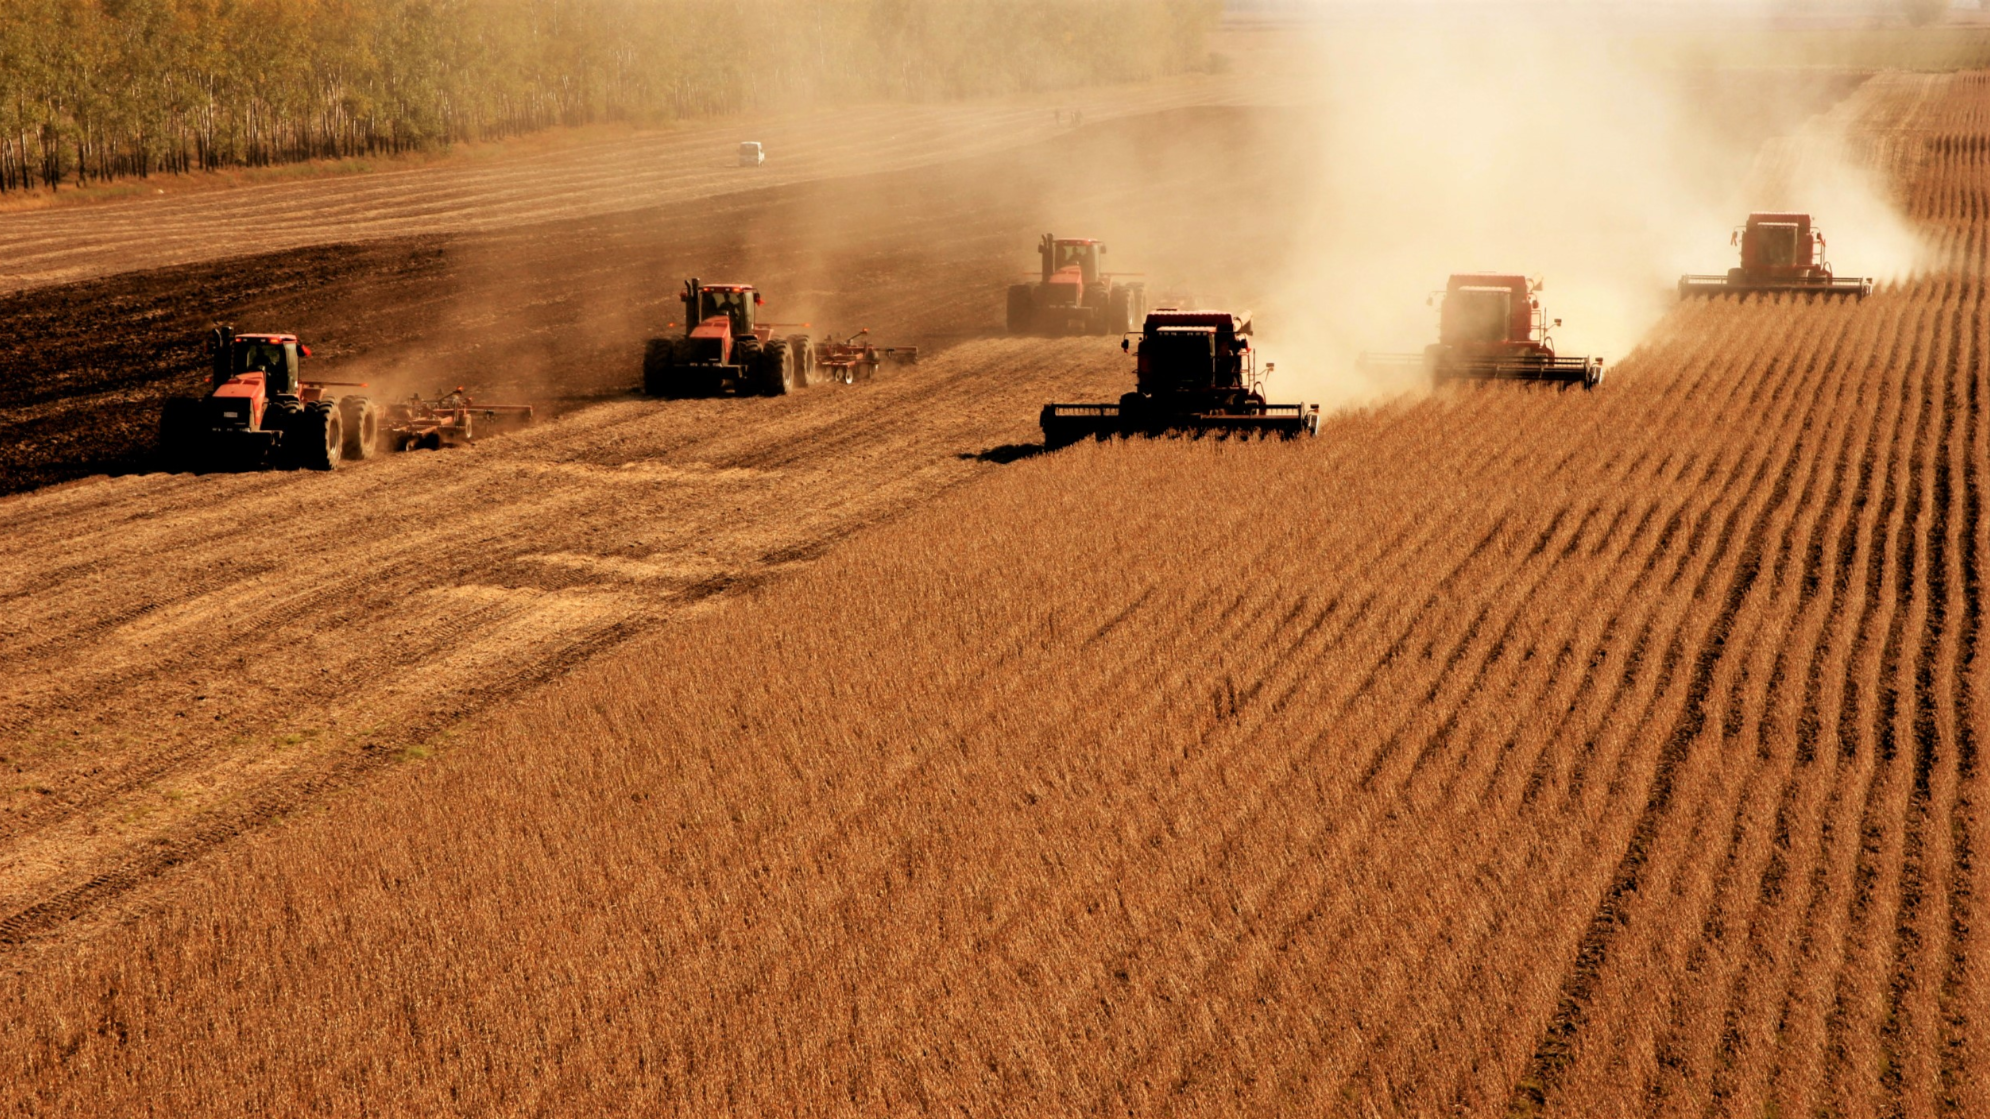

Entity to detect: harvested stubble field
[3,62,1990,1120]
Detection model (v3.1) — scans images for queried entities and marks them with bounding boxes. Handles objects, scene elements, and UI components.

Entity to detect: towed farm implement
[1040,309,1318,447]
[1678,212,1871,299]
[1361,274,1604,389]
[382,388,535,452]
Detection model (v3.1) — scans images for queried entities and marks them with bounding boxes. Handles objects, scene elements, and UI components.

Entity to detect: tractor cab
[681,279,762,339]
[211,329,306,395]
[1040,235,1104,286]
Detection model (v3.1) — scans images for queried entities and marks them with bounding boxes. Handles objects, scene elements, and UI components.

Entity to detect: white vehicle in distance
[738,141,765,167]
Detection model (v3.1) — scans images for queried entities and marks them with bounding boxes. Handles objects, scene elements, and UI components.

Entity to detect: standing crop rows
[0,73,1986,1117]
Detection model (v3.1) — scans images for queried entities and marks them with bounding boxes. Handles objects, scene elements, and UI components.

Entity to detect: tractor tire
[643,337,679,397]
[1007,284,1034,334]
[339,396,381,460]
[757,341,794,396]
[787,335,815,388]
[1108,287,1133,335]
[158,397,202,470]
[290,403,343,471]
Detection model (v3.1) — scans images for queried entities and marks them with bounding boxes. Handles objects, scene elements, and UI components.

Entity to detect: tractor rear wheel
[787,335,814,388]
[290,403,343,470]
[339,396,381,460]
[758,342,794,396]
[1007,285,1033,333]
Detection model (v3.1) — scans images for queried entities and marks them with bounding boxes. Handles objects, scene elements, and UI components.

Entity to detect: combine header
[160,328,380,470]
[1679,212,1871,299]
[1040,309,1318,447]
[1362,274,1604,389]
[1007,234,1145,335]
[643,278,814,397]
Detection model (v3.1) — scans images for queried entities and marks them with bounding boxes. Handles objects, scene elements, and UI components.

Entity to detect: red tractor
[1363,274,1604,389]
[1007,234,1144,335]
[643,279,815,397]
[1040,309,1317,446]
[1678,212,1872,298]
[159,328,380,470]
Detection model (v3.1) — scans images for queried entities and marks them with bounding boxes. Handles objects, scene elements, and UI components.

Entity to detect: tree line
[0,0,1220,192]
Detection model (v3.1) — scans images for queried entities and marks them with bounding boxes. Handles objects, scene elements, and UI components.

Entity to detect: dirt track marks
[0,337,1123,946]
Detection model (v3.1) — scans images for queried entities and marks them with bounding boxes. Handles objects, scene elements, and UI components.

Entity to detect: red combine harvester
[643,279,814,397]
[382,388,535,452]
[1040,309,1318,447]
[813,329,918,384]
[1363,274,1604,389]
[159,328,381,470]
[1007,233,1145,335]
[1678,212,1872,299]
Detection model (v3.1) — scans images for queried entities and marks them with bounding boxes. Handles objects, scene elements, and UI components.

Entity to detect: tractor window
[698,289,753,329]
[1443,289,1512,345]
[231,340,289,374]
[1759,223,1800,267]
[1054,243,1093,271]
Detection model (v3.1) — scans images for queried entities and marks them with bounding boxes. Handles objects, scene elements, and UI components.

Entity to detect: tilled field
[1,62,1985,1118]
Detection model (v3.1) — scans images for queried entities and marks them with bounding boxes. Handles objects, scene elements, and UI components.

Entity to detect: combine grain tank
[1679,212,1871,299]
[1039,309,1318,447]
[1361,274,1604,389]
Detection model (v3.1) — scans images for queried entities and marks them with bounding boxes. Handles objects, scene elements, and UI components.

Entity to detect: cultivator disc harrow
[383,388,535,451]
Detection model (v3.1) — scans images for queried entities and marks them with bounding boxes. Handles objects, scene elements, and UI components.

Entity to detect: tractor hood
[689,316,735,340]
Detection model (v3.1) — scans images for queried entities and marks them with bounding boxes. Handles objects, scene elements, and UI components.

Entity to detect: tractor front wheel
[290,403,343,470]
[1007,285,1034,334]
[758,342,794,396]
[643,337,680,397]
[158,398,202,471]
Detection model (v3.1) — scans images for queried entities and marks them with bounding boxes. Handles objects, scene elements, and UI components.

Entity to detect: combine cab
[1679,212,1871,299]
[1363,274,1604,389]
[1007,234,1145,335]
[643,278,814,398]
[159,328,381,470]
[383,388,535,452]
[1040,309,1318,447]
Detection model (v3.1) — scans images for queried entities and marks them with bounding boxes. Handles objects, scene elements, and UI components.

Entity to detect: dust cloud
[1249,8,1927,409]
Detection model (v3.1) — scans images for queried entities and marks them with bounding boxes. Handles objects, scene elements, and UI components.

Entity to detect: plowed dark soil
[0,101,1317,951]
